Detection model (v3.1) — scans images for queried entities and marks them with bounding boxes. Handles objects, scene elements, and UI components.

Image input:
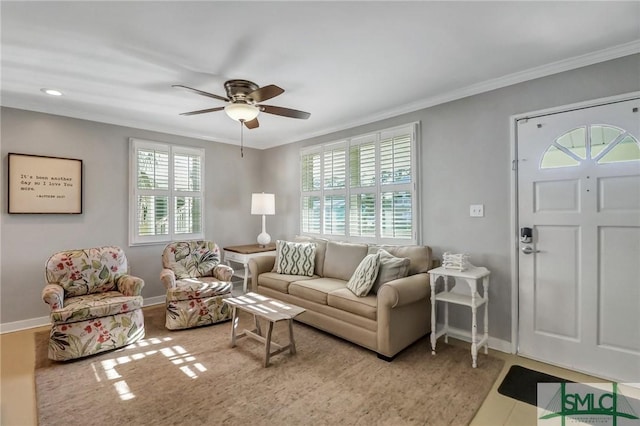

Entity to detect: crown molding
[267,39,640,149]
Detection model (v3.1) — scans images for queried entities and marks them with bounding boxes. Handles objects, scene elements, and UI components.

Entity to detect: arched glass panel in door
[540,125,640,169]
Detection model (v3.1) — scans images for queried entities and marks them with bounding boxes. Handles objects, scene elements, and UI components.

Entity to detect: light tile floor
[0,316,605,426]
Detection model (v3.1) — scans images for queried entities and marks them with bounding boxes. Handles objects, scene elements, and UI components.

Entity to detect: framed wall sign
[8,153,83,214]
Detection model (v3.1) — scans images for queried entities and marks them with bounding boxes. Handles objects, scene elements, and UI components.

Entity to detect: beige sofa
[248,240,432,360]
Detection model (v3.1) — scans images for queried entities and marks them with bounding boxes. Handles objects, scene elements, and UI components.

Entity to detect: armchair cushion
[166,279,232,302]
[50,291,143,325]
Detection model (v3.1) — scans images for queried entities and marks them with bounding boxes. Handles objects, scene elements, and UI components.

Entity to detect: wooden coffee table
[224,292,305,367]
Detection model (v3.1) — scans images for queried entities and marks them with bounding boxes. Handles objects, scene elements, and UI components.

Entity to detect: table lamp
[251,193,275,246]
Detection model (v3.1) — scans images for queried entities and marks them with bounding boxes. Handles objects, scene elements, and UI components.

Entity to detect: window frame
[299,122,420,245]
[129,138,205,246]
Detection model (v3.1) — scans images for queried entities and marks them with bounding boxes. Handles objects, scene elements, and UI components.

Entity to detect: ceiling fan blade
[179,107,225,116]
[244,118,259,129]
[249,85,284,103]
[259,104,311,120]
[172,84,229,102]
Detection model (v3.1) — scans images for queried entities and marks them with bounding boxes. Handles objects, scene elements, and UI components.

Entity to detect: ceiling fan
[173,79,311,129]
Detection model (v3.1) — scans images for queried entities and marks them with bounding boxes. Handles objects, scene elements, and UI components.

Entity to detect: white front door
[517,97,640,382]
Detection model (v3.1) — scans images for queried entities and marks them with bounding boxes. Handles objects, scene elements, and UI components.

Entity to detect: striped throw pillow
[275,240,316,277]
[346,252,381,297]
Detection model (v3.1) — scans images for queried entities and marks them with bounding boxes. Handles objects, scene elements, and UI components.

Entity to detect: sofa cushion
[346,252,381,297]
[288,278,346,305]
[327,288,377,321]
[275,240,316,276]
[367,248,411,294]
[293,236,328,277]
[323,241,368,281]
[370,245,432,275]
[258,272,316,293]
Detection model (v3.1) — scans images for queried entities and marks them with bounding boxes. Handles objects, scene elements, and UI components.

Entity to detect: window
[129,138,204,245]
[300,123,419,244]
[540,125,640,169]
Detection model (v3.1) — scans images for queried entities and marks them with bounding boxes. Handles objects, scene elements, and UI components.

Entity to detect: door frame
[508,91,640,355]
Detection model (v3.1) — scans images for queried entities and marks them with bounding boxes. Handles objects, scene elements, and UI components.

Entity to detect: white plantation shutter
[301,151,321,192]
[300,123,418,244]
[322,142,347,236]
[349,193,376,237]
[135,146,169,238]
[380,131,412,184]
[173,151,202,235]
[350,135,376,188]
[301,195,321,234]
[324,195,346,235]
[323,144,346,189]
[301,148,322,234]
[379,129,413,241]
[130,139,205,245]
[381,191,412,239]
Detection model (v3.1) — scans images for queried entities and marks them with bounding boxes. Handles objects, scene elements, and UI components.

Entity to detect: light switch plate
[470,204,484,217]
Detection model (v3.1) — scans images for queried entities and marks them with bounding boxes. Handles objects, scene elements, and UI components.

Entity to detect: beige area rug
[35,305,504,425]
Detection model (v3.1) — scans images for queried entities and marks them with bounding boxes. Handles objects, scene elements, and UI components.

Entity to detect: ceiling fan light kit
[224,103,259,122]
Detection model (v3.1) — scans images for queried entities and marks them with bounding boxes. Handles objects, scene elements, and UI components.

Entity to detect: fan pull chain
[240,120,244,158]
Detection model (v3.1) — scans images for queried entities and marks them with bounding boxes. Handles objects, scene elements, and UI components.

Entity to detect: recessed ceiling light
[40,88,63,96]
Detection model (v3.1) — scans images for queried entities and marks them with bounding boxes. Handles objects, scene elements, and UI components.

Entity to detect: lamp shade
[251,193,275,215]
[225,103,259,122]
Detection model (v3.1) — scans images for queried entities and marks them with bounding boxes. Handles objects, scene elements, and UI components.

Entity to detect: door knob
[521,246,540,255]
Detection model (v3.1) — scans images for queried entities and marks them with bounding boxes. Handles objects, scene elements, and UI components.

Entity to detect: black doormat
[498,365,573,406]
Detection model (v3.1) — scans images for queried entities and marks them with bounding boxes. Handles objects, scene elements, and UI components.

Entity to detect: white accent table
[427,265,490,368]
[223,243,276,293]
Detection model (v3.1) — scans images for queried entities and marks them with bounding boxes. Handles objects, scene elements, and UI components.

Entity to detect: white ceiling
[2,1,639,149]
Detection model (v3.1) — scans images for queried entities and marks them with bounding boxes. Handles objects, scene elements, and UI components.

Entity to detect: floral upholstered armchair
[160,240,233,330]
[42,246,145,361]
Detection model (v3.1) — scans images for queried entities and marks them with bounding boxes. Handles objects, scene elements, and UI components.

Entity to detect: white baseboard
[143,295,166,307]
[0,315,51,334]
[436,323,513,354]
[0,295,167,334]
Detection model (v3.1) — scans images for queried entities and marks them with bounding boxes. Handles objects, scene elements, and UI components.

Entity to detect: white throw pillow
[275,240,316,277]
[346,252,381,297]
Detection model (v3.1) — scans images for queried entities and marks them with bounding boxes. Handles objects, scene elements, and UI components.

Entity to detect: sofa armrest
[160,268,176,290]
[116,274,145,296]
[377,273,429,309]
[213,264,234,282]
[42,284,64,309]
[376,273,431,358]
[248,255,275,292]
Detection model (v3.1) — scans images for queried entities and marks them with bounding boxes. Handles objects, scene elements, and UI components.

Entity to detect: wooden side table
[427,265,490,368]
[224,292,305,367]
[223,243,276,293]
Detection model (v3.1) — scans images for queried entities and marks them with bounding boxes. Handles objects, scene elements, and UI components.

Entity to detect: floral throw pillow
[346,252,381,297]
[276,240,316,277]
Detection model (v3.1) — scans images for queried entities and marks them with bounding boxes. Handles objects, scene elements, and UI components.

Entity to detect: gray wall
[1,108,265,324]
[2,54,638,339]
[261,54,640,344]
